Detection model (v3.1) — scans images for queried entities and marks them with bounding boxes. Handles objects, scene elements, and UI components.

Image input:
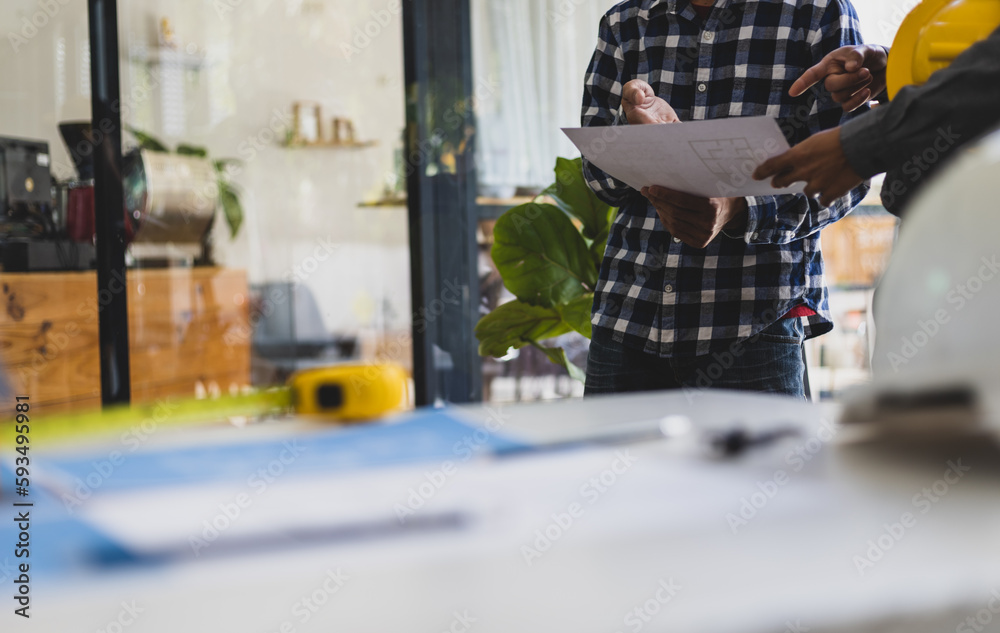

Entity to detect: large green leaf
[545,157,616,241]
[492,203,597,308]
[475,300,571,358]
[557,293,593,339]
[533,343,587,383]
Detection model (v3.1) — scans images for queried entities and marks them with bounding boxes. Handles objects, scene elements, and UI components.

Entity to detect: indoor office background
[0,0,903,415]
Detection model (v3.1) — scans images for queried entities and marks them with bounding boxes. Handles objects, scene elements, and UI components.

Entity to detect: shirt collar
[646,0,749,18]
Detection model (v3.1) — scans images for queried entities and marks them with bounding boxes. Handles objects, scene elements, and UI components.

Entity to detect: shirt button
[665,284,674,293]
[697,83,707,93]
[673,237,681,244]
[703,31,714,42]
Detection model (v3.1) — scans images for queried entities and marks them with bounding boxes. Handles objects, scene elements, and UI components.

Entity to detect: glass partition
[1,1,99,412]
[470,0,905,403]
[0,0,912,415]
[0,0,412,417]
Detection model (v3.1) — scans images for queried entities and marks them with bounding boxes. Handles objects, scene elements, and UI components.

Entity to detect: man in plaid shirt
[582,0,870,398]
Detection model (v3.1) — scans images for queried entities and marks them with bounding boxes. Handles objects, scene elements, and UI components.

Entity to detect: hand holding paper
[641,186,748,248]
[563,116,806,199]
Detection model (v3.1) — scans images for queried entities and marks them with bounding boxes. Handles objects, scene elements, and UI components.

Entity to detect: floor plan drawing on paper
[689,138,757,177]
[562,116,806,198]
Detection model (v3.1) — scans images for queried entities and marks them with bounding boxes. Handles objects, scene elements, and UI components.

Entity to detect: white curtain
[472,0,610,191]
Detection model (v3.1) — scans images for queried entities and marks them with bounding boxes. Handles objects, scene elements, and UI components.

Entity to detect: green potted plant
[128,127,244,239]
[475,157,617,382]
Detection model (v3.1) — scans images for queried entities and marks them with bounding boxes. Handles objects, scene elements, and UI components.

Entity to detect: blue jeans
[584,319,806,399]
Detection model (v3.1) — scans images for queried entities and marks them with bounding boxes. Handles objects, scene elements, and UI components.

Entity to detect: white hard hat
[844,127,1000,433]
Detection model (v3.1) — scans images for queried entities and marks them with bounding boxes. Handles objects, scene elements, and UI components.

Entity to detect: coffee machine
[0,131,96,272]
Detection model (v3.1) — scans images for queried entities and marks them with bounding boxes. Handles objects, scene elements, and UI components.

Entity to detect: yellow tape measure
[3,364,409,446]
[287,363,409,419]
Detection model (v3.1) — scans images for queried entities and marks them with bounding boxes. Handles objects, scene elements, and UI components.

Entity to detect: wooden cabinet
[0,268,250,415]
[820,213,899,288]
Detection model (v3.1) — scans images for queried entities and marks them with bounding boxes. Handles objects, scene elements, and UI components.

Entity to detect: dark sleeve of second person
[839,26,1000,216]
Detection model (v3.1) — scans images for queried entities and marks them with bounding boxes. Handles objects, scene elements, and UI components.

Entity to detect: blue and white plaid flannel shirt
[583,0,870,357]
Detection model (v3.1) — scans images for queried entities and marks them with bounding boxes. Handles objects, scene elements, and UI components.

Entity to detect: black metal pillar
[402,0,482,406]
[88,0,131,405]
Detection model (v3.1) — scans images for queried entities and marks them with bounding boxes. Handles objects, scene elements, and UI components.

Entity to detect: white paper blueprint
[563,116,807,198]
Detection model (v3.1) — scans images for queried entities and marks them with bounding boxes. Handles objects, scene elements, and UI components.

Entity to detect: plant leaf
[213,158,243,175]
[474,300,571,358]
[218,181,243,238]
[176,144,209,158]
[532,342,587,383]
[127,126,170,153]
[557,293,593,339]
[548,156,615,241]
[491,203,597,308]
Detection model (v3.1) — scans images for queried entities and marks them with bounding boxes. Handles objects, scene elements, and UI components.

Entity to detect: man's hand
[790,45,888,112]
[641,186,748,248]
[622,79,681,124]
[752,128,863,207]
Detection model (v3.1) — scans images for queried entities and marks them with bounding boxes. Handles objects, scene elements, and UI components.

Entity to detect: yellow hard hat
[888,0,1000,98]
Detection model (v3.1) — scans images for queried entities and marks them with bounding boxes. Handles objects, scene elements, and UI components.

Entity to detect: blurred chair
[251,282,357,382]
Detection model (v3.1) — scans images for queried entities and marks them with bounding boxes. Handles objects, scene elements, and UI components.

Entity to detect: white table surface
[6,390,1000,633]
